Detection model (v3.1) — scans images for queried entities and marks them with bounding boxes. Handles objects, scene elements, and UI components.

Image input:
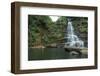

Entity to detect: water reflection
[28,48,87,61]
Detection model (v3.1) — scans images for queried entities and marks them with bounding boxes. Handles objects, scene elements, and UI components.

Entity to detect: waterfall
[64,19,84,48]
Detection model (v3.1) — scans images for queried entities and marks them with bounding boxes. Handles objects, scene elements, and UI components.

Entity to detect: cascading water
[64,19,84,48]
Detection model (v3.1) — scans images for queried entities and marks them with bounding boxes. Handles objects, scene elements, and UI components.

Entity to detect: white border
[20,6,95,70]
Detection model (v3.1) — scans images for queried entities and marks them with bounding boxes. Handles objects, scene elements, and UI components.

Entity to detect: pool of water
[28,48,87,61]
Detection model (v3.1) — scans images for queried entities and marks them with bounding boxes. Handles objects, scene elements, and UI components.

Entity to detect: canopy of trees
[28,15,88,47]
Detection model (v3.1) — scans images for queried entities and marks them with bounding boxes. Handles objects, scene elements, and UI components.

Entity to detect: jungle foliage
[28,15,88,47]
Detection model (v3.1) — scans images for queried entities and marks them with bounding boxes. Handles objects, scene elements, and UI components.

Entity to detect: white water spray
[64,19,84,48]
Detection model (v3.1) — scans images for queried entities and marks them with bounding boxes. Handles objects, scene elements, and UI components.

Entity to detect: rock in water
[70,51,79,55]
